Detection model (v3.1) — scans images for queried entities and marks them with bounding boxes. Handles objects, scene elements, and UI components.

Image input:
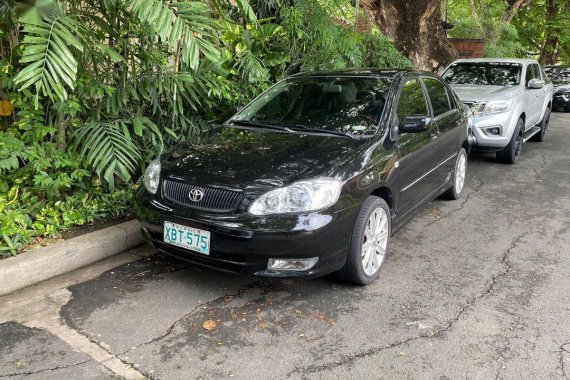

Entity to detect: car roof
[289,68,418,79]
[451,58,537,65]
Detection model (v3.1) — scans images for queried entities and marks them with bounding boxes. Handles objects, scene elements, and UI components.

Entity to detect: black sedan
[545,65,570,112]
[134,69,470,285]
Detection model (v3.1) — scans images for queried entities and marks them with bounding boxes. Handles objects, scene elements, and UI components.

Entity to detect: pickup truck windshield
[231,77,392,136]
[442,63,522,86]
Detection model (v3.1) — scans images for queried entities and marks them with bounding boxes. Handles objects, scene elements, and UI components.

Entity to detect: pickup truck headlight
[143,157,161,194]
[474,99,513,115]
[249,178,342,215]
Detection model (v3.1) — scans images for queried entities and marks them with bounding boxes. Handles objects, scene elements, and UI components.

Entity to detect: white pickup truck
[442,58,554,164]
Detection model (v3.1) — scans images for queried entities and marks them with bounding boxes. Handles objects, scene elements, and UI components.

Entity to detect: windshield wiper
[228,119,294,133]
[283,124,356,139]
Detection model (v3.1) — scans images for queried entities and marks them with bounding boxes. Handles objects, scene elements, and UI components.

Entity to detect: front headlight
[475,99,513,115]
[249,177,342,215]
[143,157,161,194]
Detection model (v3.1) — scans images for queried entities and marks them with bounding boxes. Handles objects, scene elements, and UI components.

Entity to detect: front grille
[462,101,484,113]
[162,180,244,213]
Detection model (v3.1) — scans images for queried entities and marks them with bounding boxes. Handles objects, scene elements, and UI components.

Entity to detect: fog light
[482,126,502,136]
[268,257,319,271]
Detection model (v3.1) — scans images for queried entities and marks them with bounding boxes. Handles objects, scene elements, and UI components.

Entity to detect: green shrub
[0,129,132,257]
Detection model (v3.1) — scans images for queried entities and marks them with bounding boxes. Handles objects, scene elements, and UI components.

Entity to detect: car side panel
[538,64,554,119]
[394,126,441,220]
[524,63,544,127]
[433,110,463,180]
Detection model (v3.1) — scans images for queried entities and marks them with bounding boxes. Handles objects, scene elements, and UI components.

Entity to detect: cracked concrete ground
[1,113,569,380]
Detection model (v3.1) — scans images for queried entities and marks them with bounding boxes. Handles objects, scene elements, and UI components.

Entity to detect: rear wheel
[531,107,550,142]
[441,148,467,200]
[497,118,524,164]
[338,196,390,286]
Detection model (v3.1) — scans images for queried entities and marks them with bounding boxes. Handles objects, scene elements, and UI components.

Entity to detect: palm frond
[13,3,83,105]
[0,0,14,26]
[71,121,141,191]
[122,0,220,69]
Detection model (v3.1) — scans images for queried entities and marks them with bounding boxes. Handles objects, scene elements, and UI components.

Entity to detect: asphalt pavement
[1,112,569,380]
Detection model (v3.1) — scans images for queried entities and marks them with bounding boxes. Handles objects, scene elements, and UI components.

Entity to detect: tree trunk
[56,111,66,151]
[539,0,565,65]
[469,0,478,18]
[502,0,532,22]
[361,0,457,71]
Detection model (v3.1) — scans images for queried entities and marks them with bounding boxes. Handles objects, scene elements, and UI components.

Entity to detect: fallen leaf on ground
[203,320,217,330]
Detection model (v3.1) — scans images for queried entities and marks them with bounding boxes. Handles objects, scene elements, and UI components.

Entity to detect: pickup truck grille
[162,180,244,213]
[462,101,485,114]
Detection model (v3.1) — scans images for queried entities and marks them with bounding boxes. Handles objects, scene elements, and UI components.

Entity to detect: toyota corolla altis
[134,69,470,285]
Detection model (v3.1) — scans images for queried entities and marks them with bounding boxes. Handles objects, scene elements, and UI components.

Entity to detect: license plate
[163,221,210,255]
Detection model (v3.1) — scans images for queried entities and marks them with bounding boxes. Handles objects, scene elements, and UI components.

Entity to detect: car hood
[161,125,370,193]
[554,83,570,93]
[449,84,519,102]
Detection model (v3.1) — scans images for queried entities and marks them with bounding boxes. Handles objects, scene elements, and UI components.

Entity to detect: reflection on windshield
[231,77,392,135]
[442,63,522,86]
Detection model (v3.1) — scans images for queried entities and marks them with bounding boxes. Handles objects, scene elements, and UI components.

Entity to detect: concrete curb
[0,220,145,296]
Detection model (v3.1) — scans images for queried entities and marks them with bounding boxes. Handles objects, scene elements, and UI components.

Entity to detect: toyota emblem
[189,189,204,202]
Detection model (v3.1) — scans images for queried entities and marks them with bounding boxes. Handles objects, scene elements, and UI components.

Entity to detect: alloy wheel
[361,207,389,276]
[455,153,467,195]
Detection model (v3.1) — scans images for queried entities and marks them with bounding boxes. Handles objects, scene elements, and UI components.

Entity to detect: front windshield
[231,76,392,135]
[544,66,570,84]
[442,62,522,86]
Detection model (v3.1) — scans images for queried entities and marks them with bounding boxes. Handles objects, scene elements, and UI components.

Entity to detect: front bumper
[470,111,515,149]
[554,92,570,107]
[134,188,359,278]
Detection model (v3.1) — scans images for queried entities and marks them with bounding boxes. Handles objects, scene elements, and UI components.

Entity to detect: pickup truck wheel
[531,107,550,142]
[497,118,524,164]
[338,196,390,286]
[441,148,467,200]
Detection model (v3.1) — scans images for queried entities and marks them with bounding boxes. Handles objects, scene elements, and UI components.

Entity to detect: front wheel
[338,196,390,285]
[497,118,524,164]
[441,148,467,200]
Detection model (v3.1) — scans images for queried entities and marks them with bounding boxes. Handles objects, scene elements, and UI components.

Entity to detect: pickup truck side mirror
[527,78,545,89]
[399,116,431,133]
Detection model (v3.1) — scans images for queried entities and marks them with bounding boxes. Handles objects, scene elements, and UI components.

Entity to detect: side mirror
[399,116,431,133]
[528,78,545,89]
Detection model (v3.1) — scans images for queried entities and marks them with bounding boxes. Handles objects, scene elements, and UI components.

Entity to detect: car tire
[441,147,467,200]
[496,118,524,164]
[565,102,570,113]
[531,107,550,142]
[338,196,390,286]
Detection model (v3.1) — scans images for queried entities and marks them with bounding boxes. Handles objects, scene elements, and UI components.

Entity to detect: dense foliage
[0,0,409,255]
[447,0,570,64]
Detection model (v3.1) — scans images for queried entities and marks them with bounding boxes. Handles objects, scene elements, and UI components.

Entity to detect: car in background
[134,69,470,285]
[442,58,554,164]
[544,65,570,112]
